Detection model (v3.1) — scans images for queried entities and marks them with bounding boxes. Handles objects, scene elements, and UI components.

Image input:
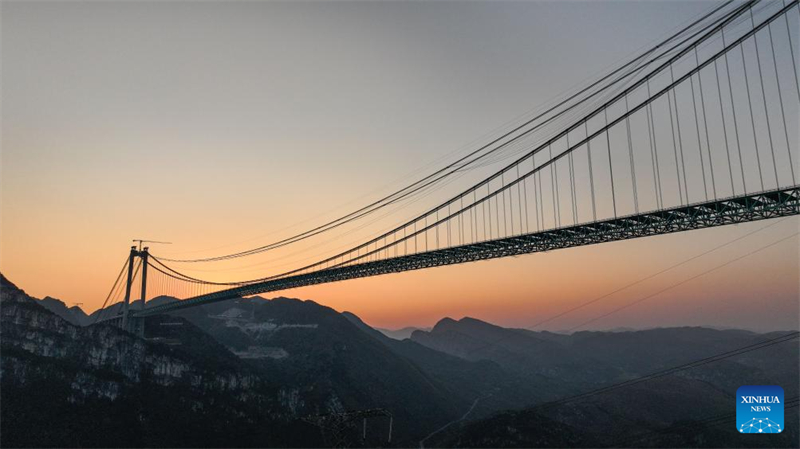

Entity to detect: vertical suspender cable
[585,121,598,221]
[459,198,464,243]
[604,109,618,218]
[504,173,512,236]
[722,28,747,194]
[567,133,578,223]
[624,95,640,213]
[690,72,710,201]
[767,21,796,185]
[783,1,800,103]
[667,66,685,205]
[695,47,718,199]
[519,165,529,233]
[553,148,561,227]
[741,39,766,191]
[713,56,738,195]
[482,188,488,241]
[670,65,690,203]
[549,144,558,226]
[750,9,780,187]
[534,157,541,231]
[647,79,665,209]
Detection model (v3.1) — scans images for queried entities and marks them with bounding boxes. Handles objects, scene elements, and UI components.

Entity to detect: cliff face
[0,274,473,448]
[0,274,319,448]
[1,274,259,392]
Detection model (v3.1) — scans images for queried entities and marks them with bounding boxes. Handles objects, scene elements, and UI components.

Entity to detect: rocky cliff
[0,274,318,447]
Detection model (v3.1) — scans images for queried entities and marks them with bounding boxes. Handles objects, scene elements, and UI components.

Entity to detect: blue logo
[736,385,784,434]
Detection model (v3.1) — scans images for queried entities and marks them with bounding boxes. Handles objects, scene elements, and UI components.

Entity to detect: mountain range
[36,295,91,326]
[1,273,797,448]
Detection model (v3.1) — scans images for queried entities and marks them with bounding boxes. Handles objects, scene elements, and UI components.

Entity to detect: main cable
[153,0,769,286]
[156,0,737,264]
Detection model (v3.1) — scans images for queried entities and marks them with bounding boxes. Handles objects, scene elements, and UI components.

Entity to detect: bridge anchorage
[95,0,800,327]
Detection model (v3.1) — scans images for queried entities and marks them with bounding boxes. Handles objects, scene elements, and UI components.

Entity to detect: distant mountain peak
[36,294,90,326]
[269,296,304,303]
[432,317,458,331]
[458,316,494,327]
[431,316,498,334]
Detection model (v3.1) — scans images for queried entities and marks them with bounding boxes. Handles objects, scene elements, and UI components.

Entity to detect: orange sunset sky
[2,1,798,332]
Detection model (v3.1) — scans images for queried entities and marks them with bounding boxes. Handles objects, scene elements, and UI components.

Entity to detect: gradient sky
[2,0,798,332]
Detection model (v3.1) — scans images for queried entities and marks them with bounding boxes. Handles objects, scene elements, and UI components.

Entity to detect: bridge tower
[120,244,149,336]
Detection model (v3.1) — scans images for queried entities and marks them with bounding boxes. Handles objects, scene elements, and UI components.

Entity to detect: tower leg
[139,247,149,337]
[121,246,136,331]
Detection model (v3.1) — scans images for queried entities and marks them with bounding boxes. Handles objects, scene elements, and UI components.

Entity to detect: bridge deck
[127,186,799,318]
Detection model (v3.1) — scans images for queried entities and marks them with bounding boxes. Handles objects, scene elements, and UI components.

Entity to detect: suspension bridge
[95,0,800,333]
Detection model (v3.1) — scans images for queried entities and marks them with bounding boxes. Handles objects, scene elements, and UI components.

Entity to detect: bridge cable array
[153,0,756,270]
[96,0,800,315]
[155,1,729,264]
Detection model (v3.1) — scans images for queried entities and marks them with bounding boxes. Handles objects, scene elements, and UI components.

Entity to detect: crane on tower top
[132,239,172,251]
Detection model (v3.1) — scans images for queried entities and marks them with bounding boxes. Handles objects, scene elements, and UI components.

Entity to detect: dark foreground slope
[7,276,798,448]
[3,277,501,447]
[0,274,322,448]
[448,386,799,448]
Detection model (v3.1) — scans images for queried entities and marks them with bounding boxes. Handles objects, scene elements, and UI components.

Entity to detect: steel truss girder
[134,187,799,317]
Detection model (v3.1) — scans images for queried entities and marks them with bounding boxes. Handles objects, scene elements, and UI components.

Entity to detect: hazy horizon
[14,273,799,335]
